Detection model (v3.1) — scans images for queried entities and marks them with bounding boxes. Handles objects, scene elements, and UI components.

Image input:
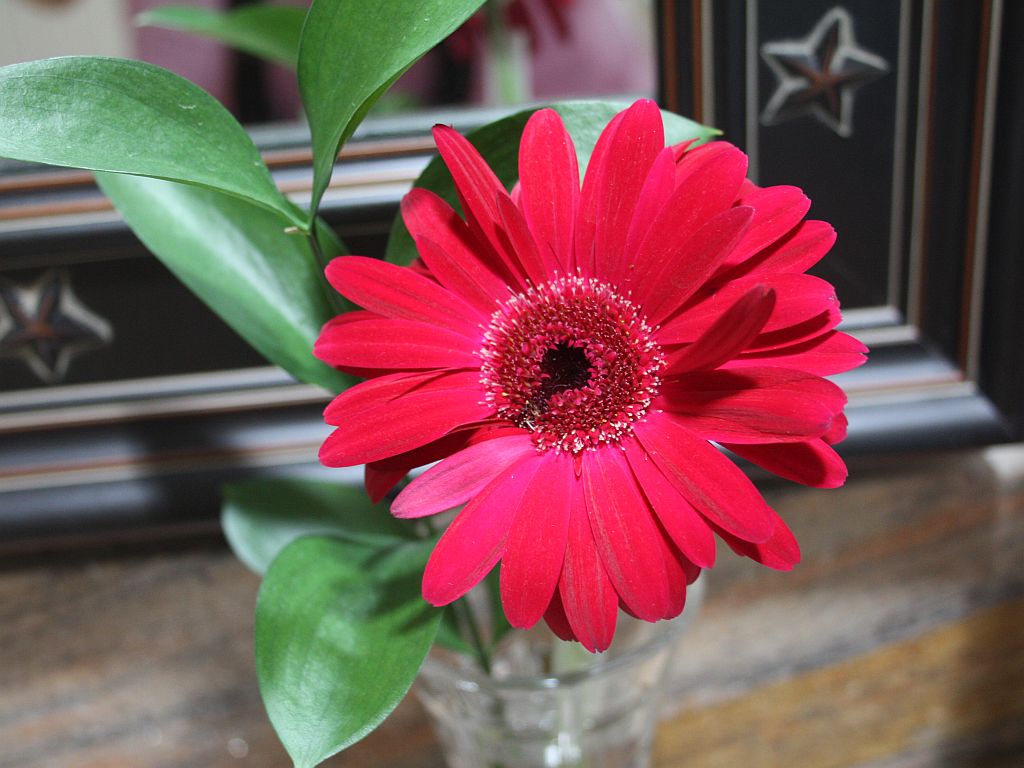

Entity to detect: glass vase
[415,578,705,768]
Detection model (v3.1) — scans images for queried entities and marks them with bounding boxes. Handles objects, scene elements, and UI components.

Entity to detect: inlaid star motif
[0,269,112,384]
[760,7,889,137]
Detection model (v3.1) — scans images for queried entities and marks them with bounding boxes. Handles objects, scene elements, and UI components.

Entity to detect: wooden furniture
[4,442,1021,767]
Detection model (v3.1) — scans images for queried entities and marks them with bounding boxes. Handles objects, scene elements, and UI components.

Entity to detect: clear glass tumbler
[415,578,704,768]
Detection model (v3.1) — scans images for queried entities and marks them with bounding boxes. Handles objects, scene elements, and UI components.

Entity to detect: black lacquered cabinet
[662,0,1022,446]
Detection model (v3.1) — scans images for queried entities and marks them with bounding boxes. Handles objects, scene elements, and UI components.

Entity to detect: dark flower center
[479,276,664,453]
[538,342,592,397]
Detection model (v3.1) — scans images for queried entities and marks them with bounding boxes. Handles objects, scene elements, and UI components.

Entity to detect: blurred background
[0,0,657,120]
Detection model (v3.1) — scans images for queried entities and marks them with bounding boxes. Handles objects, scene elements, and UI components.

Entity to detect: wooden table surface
[2,444,1022,767]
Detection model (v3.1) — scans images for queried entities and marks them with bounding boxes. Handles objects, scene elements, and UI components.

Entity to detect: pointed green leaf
[0,56,303,228]
[137,5,307,69]
[385,100,719,265]
[95,172,352,392]
[298,0,486,217]
[257,536,440,768]
[223,477,414,574]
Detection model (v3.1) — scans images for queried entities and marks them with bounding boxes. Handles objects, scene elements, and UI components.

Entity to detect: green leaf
[257,536,440,768]
[315,217,348,261]
[223,477,413,574]
[0,56,303,229]
[298,0,486,217]
[137,5,307,69]
[385,99,719,266]
[95,172,352,392]
[435,606,474,655]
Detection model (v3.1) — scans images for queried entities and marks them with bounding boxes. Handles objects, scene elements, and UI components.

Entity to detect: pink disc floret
[479,274,664,454]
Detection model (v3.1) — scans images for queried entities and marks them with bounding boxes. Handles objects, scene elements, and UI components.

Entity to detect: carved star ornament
[0,269,113,385]
[760,7,889,138]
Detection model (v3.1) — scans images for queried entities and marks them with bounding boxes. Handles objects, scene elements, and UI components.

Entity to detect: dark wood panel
[980,0,1024,440]
[3,443,1022,767]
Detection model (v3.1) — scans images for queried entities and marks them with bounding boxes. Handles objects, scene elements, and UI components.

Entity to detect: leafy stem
[423,517,494,675]
[452,595,493,675]
[307,222,347,317]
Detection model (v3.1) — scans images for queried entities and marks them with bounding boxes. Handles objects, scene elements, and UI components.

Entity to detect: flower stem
[423,518,494,674]
[452,596,493,675]
[307,224,346,316]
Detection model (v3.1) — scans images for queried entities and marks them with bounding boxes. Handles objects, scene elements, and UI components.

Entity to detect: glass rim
[421,576,705,692]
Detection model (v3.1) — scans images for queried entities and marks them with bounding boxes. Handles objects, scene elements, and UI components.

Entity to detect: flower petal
[824,412,848,444]
[325,255,483,335]
[659,273,839,345]
[392,433,537,518]
[679,553,702,586]
[715,516,801,571]
[726,330,868,376]
[314,317,481,371]
[575,99,664,279]
[422,453,544,606]
[569,109,623,273]
[760,275,840,332]
[627,145,748,299]
[659,542,690,620]
[582,447,671,622]
[543,588,577,643]
[747,308,841,352]
[500,451,573,628]
[631,205,754,324]
[623,437,716,568]
[633,413,778,543]
[320,371,492,466]
[722,184,810,270]
[412,235,504,318]
[496,192,548,284]
[672,141,749,193]
[401,188,507,313]
[518,107,579,275]
[622,147,678,267]
[669,137,700,161]
[364,430,475,502]
[364,464,409,504]
[720,219,837,285]
[661,285,776,373]
[659,368,844,444]
[433,124,527,288]
[316,312,398,379]
[365,425,531,503]
[559,479,618,653]
[725,439,848,488]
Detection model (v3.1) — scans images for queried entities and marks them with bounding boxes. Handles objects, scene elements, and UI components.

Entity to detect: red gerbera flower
[314,100,866,652]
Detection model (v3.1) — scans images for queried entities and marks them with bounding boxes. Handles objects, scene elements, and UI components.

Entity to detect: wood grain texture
[2,444,1022,767]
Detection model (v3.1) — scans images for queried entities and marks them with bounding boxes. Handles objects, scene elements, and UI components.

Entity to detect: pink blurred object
[525,0,654,99]
[130,0,237,112]
[128,0,653,121]
[451,0,655,104]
